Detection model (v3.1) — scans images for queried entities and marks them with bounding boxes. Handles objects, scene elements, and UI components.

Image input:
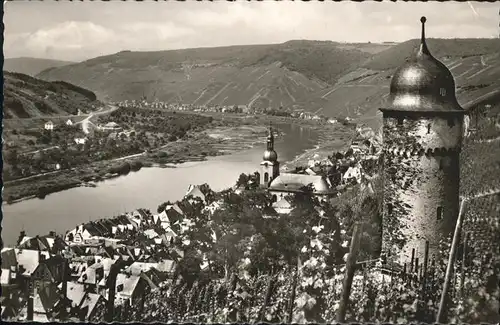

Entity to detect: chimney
[62,260,68,299]
[27,282,35,321]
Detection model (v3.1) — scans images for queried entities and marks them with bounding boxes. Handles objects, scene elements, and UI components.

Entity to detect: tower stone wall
[260,161,279,187]
[382,113,463,265]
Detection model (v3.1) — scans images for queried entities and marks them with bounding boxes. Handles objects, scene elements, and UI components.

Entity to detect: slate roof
[15,249,50,276]
[115,273,141,298]
[33,283,60,314]
[80,293,104,320]
[65,282,87,307]
[185,185,206,203]
[269,173,331,194]
[1,248,18,270]
[125,262,159,275]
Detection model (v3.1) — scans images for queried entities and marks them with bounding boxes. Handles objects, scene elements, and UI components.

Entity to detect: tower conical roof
[387,17,463,113]
[263,125,278,162]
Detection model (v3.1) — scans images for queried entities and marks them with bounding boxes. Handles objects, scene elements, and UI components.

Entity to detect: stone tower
[380,17,465,267]
[260,126,280,188]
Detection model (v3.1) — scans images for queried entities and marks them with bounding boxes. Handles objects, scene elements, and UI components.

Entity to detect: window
[440,88,447,97]
[387,203,393,215]
[427,123,431,134]
[264,172,269,184]
[117,284,124,292]
[437,206,443,220]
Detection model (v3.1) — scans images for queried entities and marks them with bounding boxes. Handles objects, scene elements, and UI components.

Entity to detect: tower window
[387,203,393,215]
[437,206,443,220]
[427,123,431,134]
[264,172,269,184]
[440,88,447,97]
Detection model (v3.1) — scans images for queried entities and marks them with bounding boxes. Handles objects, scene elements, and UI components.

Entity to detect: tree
[235,173,249,188]
[5,149,19,166]
[357,196,382,260]
[16,230,26,247]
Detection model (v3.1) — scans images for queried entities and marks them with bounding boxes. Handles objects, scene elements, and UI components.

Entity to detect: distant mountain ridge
[3,71,101,119]
[4,57,75,76]
[35,39,500,129]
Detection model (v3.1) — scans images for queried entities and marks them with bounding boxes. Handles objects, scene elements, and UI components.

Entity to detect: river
[2,123,318,246]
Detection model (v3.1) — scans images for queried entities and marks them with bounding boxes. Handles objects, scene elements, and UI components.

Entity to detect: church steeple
[267,124,274,151]
[418,16,431,57]
[386,16,463,112]
[260,124,280,188]
[263,124,278,162]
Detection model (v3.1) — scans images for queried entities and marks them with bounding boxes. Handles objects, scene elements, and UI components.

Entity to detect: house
[69,261,88,281]
[44,121,54,131]
[61,281,86,308]
[124,262,160,276]
[184,184,206,203]
[202,199,223,216]
[78,292,106,322]
[343,165,362,185]
[65,224,102,243]
[143,229,159,240]
[100,122,121,131]
[1,266,19,301]
[32,284,60,322]
[272,197,295,215]
[14,249,51,278]
[77,260,108,292]
[159,228,177,245]
[112,273,149,306]
[262,205,279,219]
[268,173,333,201]
[74,138,87,145]
[18,232,64,252]
[32,255,69,288]
[139,268,170,290]
[66,119,74,126]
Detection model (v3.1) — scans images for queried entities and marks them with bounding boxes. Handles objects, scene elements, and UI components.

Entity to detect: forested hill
[3,71,102,119]
[4,57,75,76]
[36,38,500,128]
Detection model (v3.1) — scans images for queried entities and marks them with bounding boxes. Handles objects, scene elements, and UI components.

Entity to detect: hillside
[36,39,500,128]
[3,71,102,119]
[35,41,385,108]
[4,57,74,76]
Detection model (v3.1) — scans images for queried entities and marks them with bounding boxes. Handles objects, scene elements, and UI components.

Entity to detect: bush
[108,162,132,175]
[130,160,143,171]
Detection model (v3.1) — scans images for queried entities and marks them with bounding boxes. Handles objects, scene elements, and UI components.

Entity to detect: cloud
[3,1,498,61]
[5,21,118,60]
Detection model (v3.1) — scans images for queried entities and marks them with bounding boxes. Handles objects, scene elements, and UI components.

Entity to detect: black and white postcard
[2,1,499,323]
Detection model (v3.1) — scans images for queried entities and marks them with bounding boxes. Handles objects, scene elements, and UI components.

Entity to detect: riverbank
[2,124,274,204]
[3,114,354,204]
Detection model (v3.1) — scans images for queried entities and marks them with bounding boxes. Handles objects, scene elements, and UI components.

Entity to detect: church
[258,125,334,203]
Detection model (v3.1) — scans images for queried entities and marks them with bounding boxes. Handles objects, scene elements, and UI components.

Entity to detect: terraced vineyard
[35,39,500,131]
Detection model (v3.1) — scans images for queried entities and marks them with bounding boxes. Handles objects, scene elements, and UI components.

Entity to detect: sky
[3,1,498,62]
